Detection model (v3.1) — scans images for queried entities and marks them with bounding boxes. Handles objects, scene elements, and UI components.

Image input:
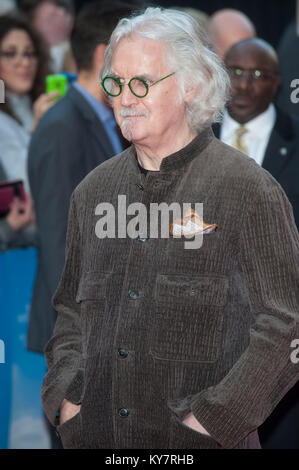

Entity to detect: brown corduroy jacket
[41,128,299,449]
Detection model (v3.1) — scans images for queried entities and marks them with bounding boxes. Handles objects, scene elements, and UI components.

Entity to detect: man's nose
[235,74,251,90]
[120,84,139,106]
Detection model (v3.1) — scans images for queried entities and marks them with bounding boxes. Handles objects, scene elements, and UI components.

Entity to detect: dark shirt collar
[136,157,149,176]
[129,127,214,176]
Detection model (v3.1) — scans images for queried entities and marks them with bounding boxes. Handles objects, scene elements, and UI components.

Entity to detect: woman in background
[0,14,58,192]
[0,161,36,251]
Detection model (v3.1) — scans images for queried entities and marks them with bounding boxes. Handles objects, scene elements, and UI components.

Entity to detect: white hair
[101,7,231,132]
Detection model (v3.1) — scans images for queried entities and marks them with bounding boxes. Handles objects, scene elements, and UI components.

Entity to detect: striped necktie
[232,126,248,154]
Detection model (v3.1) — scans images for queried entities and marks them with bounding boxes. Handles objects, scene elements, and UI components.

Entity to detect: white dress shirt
[220,104,276,166]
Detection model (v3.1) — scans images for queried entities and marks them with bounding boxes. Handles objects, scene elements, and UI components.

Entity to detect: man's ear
[184,85,197,105]
[93,43,107,71]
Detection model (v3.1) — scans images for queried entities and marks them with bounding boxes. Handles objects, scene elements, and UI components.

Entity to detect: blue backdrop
[0,248,50,449]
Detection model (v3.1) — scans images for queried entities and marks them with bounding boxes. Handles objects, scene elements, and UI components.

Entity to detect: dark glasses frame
[101,72,176,98]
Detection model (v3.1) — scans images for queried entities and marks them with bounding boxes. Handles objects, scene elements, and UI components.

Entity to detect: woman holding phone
[0,162,36,251]
[0,14,58,192]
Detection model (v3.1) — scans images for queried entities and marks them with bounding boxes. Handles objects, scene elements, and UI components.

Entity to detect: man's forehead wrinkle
[111,38,169,79]
[109,71,155,82]
[225,44,278,72]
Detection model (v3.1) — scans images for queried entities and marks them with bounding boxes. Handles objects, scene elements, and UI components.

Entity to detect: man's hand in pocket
[182,413,210,436]
[59,399,81,425]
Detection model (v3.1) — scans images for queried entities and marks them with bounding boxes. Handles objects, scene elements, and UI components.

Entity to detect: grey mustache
[120,108,149,117]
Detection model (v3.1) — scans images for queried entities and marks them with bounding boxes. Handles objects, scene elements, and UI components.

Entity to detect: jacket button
[128,289,139,299]
[118,348,129,358]
[190,287,196,296]
[118,408,129,418]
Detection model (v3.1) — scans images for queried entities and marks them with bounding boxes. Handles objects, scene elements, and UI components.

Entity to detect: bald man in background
[214,37,299,448]
[207,8,256,58]
[215,38,299,227]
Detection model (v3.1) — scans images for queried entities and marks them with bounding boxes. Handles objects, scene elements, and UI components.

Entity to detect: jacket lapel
[89,118,116,156]
[214,108,295,181]
[262,110,294,179]
[68,86,116,156]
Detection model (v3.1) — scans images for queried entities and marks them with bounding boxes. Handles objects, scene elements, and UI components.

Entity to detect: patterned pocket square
[169,208,218,238]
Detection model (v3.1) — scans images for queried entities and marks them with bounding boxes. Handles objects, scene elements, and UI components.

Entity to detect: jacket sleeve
[189,177,299,448]
[41,192,85,425]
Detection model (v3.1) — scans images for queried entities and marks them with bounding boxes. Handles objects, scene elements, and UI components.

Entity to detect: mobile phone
[0,180,26,217]
[46,74,68,99]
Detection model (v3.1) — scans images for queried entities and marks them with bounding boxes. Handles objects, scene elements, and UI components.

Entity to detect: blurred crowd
[0,0,75,251]
[0,0,298,449]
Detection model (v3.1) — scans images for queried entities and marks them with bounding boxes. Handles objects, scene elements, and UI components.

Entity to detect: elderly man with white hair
[41,7,299,449]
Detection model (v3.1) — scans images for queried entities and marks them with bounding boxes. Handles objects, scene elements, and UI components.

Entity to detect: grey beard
[121,119,133,141]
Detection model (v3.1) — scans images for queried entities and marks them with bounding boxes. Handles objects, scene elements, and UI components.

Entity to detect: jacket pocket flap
[156,274,228,307]
[76,271,110,302]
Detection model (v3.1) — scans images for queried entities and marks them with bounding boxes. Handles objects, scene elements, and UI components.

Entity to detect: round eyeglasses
[0,50,38,64]
[101,72,176,98]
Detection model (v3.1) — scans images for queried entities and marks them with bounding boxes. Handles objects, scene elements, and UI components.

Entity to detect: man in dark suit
[27,1,133,355]
[214,37,299,448]
[214,37,299,227]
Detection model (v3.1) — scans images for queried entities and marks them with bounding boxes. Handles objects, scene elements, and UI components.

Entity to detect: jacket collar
[127,127,214,176]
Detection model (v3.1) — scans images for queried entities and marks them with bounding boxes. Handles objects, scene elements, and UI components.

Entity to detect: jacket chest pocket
[151,274,228,363]
[76,271,110,358]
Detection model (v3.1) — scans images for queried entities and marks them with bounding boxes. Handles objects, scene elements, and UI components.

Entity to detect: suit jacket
[41,128,299,449]
[213,108,299,228]
[27,85,117,353]
[275,21,299,118]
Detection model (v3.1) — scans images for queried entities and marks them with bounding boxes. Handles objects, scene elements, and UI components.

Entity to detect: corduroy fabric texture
[41,128,299,449]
